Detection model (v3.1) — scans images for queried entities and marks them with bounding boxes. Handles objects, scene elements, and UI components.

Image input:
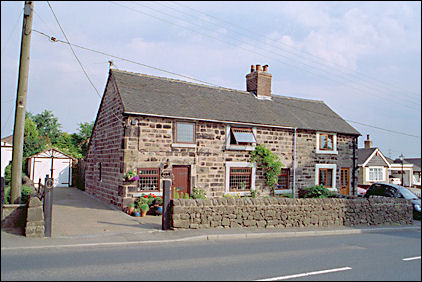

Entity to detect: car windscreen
[399,188,419,200]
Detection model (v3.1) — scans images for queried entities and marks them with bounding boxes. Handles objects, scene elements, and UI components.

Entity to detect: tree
[32,110,62,144]
[23,114,49,159]
[55,132,82,159]
[74,121,94,157]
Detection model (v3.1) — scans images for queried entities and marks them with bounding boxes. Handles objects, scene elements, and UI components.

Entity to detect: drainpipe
[352,136,357,196]
[293,128,297,198]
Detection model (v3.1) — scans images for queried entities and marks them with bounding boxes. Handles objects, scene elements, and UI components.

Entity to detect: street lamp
[399,154,404,187]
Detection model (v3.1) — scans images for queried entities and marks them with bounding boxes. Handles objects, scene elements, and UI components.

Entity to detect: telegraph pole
[10,1,34,204]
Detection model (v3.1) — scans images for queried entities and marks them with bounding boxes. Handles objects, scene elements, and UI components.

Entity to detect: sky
[1,1,421,160]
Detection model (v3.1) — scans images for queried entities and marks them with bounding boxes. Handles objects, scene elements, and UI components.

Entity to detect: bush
[298,185,335,198]
[191,188,206,199]
[140,203,149,212]
[3,185,34,204]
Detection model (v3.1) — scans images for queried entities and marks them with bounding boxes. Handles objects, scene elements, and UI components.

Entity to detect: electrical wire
[32,29,421,139]
[169,1,421,102]
[112,1,419,111]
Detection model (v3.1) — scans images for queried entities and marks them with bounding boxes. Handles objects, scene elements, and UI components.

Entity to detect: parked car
[364,183,421,220]
[357,186,368,197]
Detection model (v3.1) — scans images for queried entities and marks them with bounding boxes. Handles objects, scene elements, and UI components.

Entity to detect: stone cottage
[85,65,361,209]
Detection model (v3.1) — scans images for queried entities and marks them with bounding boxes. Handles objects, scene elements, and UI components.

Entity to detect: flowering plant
[123,169,139,181]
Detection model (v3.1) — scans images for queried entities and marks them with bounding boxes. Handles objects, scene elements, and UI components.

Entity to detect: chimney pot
[263,65,268,72]
[256,64,262,71]
[250,65,255,73]
[246,63,272,99]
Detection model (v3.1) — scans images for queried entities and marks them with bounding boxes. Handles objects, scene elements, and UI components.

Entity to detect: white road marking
[255,267,352,281]
[402,256,421,261]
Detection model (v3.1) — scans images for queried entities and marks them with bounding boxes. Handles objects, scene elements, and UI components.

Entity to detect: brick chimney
[364,134,373,149]
[246,64,272,99]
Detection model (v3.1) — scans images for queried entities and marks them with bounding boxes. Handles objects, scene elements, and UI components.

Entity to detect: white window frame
[316,132,338,155]
[225,161,256,196]
[366,167,385,182]
[226,125,257,151]
[315,164,337,192]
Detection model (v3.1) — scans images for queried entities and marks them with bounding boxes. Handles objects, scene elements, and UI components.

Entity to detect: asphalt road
[1,230,420,281]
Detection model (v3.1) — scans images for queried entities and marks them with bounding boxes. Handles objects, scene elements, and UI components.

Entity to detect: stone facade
[85,74,125,208]
[171,197,413,229]
[85,72,358,210]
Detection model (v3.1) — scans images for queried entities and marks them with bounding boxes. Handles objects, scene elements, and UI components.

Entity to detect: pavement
[1,187,420,250]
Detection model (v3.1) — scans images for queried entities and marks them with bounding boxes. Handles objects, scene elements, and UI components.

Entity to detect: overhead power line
[32,29,421,139]
[111,1,419,111]
[168,0,421,102]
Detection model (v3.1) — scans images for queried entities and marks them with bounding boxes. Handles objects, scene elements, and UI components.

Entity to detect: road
[1,230,420,281]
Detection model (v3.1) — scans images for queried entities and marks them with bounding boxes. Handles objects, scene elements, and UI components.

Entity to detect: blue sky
[1,1,421,159]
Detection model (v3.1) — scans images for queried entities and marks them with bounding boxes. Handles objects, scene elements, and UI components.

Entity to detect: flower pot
[155,206,163,215]
[141,210,148,217]
[132,211,141,217]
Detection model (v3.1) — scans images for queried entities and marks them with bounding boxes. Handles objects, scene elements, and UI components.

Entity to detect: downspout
[293,128,297,198]
[352,136,357,196]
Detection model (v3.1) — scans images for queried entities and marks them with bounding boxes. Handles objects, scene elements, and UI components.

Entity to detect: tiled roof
[357,148,377,165]
[405,158,421,171]
[111,69,361,135]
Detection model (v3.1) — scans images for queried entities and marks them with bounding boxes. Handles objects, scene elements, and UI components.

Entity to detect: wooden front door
[340,168,350,195]
[172,166,190,198]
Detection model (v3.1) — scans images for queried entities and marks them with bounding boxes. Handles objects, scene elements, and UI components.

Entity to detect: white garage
[27,148,74,188]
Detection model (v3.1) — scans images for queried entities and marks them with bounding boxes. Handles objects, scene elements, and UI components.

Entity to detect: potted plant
[123,169,139,182]
[140,203,149,217]
[127,202,136,215]
[132,208,141,217]
[152,197,163,215]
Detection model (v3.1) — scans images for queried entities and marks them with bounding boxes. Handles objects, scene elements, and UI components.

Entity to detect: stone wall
[171,197,413,229]
[1,204,27,234]
[85,72,125,208]
[25,196,45,237]
[121,115,357,208]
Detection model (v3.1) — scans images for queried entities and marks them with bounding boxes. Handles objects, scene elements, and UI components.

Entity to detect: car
[357,186,368,197]
[364,183,421,220]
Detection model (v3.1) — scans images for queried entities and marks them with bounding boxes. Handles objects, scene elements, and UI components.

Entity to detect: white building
[1,135,13,177]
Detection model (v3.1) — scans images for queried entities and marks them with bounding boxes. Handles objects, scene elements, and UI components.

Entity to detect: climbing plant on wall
[250,144,284,187]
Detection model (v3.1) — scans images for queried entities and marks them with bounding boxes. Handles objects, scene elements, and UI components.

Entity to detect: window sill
[316,149,338,155]
[132,192,162,197]
[274,189,293,195]
[171,143,196,148]
[226,145,255,151]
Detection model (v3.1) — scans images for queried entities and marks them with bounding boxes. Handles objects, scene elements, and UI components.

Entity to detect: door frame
[171,165,191,198]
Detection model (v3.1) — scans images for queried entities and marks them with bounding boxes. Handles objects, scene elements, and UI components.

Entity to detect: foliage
[3,185,34,205]
[279,193,294,198]
[4,162,12,186]
[129,203,135,208]
[191,188,207,199]
[223,193,242,199]
[250,144,283,187]
[55,132,83,159]
[23,114,49,159]
[135,196,148,208]
[123,169,138,181]
[139,203,149,212]
[298,185,336,198]
[153,197,163,205]
[31,110,63,144]
[250,190,259,198]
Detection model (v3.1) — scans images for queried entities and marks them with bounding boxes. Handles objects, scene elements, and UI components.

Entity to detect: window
[175,122,195,144]
[316,132,338,154]
[276,168,290,190]
[97,162,102,181]
[319,168,333,188]
[315,164,337,191]
[229,167,252,191]
[226,125,257,150]
[368,167,384,181]
[230,127,256,145]
[137,168,160,192]
[319,134,334,150]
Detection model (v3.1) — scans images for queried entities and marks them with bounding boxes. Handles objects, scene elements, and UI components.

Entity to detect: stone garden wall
[171,196,413,229]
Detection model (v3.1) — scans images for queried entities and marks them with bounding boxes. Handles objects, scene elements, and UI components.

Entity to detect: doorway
[172,165,190,198]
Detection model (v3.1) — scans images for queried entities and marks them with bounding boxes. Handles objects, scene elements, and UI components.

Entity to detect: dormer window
[226,125,257,150]
[316,132,338,154]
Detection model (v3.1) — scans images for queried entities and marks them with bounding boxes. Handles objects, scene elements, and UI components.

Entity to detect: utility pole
[10,1,34,204]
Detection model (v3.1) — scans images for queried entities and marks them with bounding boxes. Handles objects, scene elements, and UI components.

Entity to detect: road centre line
[255,266,352,281]
[402,256,421,261]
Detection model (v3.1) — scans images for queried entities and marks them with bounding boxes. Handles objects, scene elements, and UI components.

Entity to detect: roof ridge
[111,68,250,94]
[111,68,323,103]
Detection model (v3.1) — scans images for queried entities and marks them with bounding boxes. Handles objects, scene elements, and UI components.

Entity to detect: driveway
[52,187,162,238]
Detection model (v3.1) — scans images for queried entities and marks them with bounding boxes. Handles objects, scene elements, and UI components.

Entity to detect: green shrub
[250,144,284,187]
[4,162,12,186]
[3,185,34,204]
[140,203,149,212]
[298,185,335,198]
[135,197,148,208]
[191,188,207,199]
